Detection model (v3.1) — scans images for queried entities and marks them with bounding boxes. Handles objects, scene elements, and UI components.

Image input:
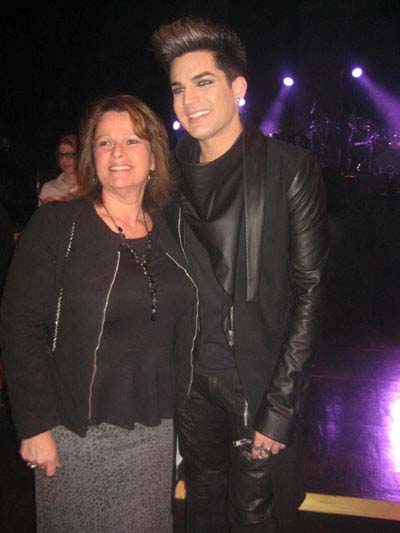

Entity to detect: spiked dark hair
[152,17,247,83]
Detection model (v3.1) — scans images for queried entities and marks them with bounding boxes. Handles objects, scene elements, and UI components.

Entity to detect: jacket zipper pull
[228,305,234,346]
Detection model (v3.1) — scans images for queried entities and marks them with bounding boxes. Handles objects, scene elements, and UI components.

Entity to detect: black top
[185,224,235,374]
[177,132,243,295]
[175,133,244,374]
[90,220,193,428]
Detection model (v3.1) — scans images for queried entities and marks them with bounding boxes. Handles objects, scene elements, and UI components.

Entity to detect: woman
[39,133,79,204]
[0,95,197,532]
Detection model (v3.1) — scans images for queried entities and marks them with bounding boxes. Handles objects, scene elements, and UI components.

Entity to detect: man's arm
[253,152,329,446]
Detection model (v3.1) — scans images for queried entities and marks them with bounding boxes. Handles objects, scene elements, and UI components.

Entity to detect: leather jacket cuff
[253,406,297,445]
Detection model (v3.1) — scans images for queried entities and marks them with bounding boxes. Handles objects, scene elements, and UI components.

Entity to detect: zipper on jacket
[88,251,121,420]
[51,220,76,355]
[228,304,234,347]
[178,208,190,264]
[165,251,199,398]
[243,399,249,427]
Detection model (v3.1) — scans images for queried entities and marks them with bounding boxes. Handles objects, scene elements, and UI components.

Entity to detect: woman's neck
[99,190,151,237]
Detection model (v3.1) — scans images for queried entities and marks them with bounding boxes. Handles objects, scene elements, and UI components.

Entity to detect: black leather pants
[177,368,279,533]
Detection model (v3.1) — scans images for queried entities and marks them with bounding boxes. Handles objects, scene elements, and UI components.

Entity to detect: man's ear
[232,76,248,100]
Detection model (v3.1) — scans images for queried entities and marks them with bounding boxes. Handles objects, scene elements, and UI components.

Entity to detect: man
[152,17,329,533]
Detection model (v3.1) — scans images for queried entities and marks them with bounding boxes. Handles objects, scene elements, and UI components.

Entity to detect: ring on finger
[27,462,37,469]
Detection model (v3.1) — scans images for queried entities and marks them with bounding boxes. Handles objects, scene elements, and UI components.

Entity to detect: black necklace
[103,204,157,321]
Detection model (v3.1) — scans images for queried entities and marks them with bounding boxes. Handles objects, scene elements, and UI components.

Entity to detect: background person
[0,94,196,533]
[38,133,79,205]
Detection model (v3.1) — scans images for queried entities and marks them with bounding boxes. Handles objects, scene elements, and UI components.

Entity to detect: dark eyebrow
[171,71,217,88]
[192,71,217,81]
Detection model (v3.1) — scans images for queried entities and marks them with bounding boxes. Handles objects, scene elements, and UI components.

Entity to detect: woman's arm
[0,204,63,439]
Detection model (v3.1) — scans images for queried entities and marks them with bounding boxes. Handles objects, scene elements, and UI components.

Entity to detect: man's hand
[251,430,286,460]
[20,430,60,477]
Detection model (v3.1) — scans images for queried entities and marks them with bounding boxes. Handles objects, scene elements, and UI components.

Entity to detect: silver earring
[236,97,241,103]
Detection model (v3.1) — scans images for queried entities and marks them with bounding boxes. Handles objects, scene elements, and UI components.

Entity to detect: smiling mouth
[188,110,211,120]
[110,165,131,170]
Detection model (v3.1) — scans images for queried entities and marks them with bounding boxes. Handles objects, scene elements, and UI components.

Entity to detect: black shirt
[185,224,235,374]
[90,221,193,428]
[175,133,245,374]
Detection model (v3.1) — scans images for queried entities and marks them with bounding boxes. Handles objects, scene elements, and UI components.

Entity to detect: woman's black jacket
[0,198,198,439]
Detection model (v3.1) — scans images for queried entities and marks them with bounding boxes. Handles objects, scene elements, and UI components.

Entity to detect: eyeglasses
[57,152,76,160]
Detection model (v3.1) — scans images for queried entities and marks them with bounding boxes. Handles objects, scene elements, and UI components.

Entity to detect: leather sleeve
[253,152,329,444]
[0,205,62,438]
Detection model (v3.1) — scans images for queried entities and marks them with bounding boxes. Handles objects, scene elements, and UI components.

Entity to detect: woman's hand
[20,430,60,477]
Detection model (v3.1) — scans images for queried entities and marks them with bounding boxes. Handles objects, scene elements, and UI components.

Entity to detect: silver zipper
[178,208,190,264]
[51,221,76,354]
[243,399,249,427]
[228,304,234,347]
[88,251,121,420]
[165,252,199,398]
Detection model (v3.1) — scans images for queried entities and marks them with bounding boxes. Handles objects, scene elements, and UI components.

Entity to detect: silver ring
[263,447,272,454]
[27,462,37,469]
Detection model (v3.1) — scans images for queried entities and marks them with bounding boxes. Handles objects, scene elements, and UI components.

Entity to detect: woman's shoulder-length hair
[77,94,173,212]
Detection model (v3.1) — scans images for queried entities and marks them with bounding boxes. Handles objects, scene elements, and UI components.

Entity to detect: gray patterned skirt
[35,420,174,533]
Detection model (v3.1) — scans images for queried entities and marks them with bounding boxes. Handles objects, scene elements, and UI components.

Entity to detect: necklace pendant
[102,202,157,321]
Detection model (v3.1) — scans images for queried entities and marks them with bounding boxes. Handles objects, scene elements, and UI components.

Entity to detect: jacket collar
[243,127,267,302]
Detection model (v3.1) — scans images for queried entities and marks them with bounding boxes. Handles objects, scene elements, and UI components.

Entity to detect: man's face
[170,50,246,149]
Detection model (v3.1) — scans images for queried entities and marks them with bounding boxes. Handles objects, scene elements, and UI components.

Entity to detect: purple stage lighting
[172,120,181,131]
[352,67,363,78]
[283,77,294,87]
[260,85,291,136]
[356,74,400,134]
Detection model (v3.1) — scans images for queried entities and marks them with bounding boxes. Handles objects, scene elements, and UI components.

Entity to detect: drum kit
[270,106,400,198]
[299,111,400,179]
[269,102,400,195]
[345,116,400,176]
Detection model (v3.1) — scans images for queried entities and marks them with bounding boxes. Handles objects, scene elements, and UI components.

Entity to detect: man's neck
[198,120,243,164]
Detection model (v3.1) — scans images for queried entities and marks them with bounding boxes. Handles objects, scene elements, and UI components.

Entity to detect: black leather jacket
[168,127,330,445]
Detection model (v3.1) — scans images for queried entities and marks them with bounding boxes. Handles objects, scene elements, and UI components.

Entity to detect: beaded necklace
[102,204,157,321]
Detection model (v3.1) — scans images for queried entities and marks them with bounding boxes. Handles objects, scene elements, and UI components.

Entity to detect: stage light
[352,67,363,78]
[283,77,294,87]
[260,85,291,136]
[172,120,181,131]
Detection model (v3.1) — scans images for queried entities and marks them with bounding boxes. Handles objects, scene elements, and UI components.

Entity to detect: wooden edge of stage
[299,492,400,521]
[175,482,400,522]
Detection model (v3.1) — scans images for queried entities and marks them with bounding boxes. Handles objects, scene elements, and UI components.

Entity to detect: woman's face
[57,142,78,175]
[94,111,154,198]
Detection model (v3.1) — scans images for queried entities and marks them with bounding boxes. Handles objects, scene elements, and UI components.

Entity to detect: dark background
[1,0,399,223]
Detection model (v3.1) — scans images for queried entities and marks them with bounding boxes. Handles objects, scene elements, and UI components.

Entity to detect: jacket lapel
[243,129,267,302]
[155,209,189,266]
